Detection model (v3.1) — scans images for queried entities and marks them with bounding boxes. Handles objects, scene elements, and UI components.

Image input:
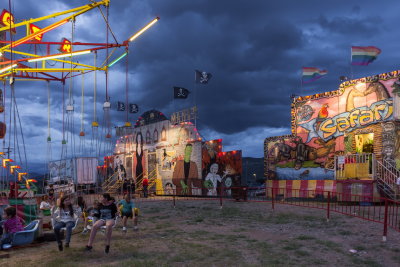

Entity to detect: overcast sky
[3,0,400,172]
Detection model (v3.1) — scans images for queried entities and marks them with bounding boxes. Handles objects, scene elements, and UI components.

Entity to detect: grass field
[1,199,400,266]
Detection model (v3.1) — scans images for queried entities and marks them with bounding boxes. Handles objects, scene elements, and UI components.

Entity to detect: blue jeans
[1,233,13,249]
[54,221,75,244]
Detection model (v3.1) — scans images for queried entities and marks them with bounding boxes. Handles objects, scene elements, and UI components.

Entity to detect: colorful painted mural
[265,135,335,180]
[113,110,242,196]
[266,70,400,182]
[201,139,242,195]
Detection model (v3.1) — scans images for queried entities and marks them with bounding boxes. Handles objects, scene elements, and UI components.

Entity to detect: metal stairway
[375,159,399,200]
[136,169,157,192]
[102,172,123,194]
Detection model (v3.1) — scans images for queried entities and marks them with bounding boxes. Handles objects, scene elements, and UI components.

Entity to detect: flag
[351,46,381,66]
[129,104,139,113]
[195,70,212,84]
[173,87,190,99]
[117,101,125,111]
[302,67,328,84]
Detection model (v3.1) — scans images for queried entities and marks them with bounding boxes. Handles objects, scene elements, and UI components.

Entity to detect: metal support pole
[383,199,388,242]
[327,191,331,222]
[272,187,275,211]
[219,186,223,209]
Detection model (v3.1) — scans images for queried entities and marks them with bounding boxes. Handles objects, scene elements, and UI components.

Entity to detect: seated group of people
[1,192,138,253]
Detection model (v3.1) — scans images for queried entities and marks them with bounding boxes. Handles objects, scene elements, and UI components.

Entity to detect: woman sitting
[85,193,117,253]
[52,195,77,251]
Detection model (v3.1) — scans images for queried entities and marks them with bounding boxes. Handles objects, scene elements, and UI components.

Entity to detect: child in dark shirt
[82,200,100,234]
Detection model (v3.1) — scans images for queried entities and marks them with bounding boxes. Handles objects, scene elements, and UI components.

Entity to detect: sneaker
[85,245,92,252]
[65,243,69,248]
[82,228,89,234]
[133,226,138,231]
[105,245,110,254]
[58,242,63,251]
[122,227,127,232]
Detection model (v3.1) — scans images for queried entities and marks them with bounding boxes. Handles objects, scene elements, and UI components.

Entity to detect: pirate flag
[195,69,212,84]
[129,104,139,113]
[117,101,125,111]
[173,87,190,99]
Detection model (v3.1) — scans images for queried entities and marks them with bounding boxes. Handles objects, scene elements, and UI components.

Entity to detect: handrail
[137,169,157,190]
[147,171,158,189]
[102,172,120,193]
[376,160,397,188]
[382,158,400,179]
[135,172,145,185]
[102,172,118,188]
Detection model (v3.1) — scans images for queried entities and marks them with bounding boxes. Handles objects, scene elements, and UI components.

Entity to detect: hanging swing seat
[1,220,40,249]
[50,217,80,232]
[100,216,119,233]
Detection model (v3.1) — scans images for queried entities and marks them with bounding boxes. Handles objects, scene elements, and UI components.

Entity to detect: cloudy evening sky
[2,0,399,172]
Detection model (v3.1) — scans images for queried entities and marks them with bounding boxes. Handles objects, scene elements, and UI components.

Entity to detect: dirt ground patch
[1,199,400,266]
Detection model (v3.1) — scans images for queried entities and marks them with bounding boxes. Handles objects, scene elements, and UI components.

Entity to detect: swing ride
[0,0,159,208]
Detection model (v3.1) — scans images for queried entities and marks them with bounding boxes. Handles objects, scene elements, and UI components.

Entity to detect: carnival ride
[0,0,159,220]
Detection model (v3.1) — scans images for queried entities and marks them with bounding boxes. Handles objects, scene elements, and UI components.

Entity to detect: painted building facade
[110,109,242,196]
[264,70,400,198]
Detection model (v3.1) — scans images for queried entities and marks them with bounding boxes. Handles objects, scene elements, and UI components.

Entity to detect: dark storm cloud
[118,2,306,134]
[3,0,400,164]
[317,15,383,37]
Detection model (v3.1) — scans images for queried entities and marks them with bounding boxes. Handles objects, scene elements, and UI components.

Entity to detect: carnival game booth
[264,70,400,201]
[104,109,243,197]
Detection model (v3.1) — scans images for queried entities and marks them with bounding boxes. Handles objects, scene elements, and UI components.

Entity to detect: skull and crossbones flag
[195,70,212,84]
[129,104,139,113]
[117,101,125,111]
[173,87,190,99]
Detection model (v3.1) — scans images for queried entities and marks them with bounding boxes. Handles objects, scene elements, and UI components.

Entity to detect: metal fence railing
[126,185,399,241]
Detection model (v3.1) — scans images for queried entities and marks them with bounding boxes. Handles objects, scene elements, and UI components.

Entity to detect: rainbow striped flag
[302,67,328,84]
[351,46,381,66]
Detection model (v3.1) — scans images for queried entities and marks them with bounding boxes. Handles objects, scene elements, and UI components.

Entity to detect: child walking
[85,193,118,253]
[52,195,77,251]
[0,206,24,250]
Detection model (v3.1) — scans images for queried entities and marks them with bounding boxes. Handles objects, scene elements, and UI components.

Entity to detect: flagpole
[300,67,303,96]
[350,46,354,80]
[172,87,175,124]
[194,71,197,129]
[125,48,129,126]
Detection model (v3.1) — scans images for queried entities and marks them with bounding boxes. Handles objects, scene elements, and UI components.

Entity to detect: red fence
[262,187,400,241]
[81,185,400,241]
